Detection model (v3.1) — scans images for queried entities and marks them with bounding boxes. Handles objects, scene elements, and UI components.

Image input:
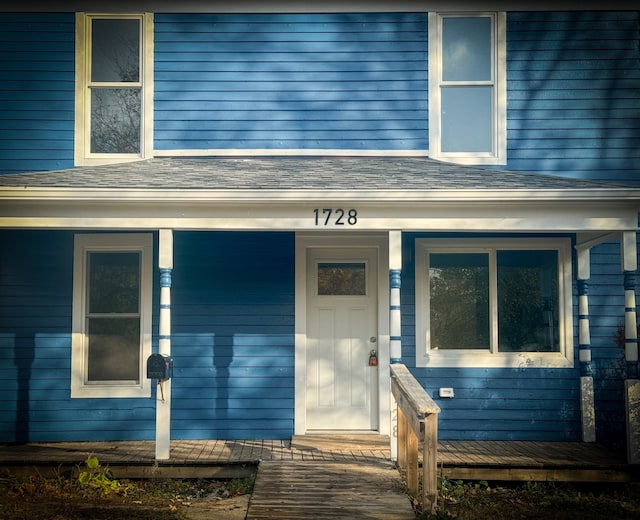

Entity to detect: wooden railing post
[397,406,407,471]
[423,413,438,513]
[390,364,441,515]
[406,421,419,496]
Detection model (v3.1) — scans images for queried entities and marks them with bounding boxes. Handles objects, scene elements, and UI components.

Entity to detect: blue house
[1,1,639,463]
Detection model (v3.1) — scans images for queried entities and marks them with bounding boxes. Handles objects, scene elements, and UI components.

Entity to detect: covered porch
[0,436,635,483]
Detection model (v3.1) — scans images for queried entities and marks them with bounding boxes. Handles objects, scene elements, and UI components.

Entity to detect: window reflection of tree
[91,88,140,153]
[318,263,366,296]
[430,264,490,350]
[498,256,559,353]
[87,252,141,381]
[90,19,141,153]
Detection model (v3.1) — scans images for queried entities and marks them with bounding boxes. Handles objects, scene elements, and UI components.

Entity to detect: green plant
[78,455,133,495]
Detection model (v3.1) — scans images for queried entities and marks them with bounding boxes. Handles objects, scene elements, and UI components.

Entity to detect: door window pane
[442,17,492,81]
[91,19,140,82]
[318,262,366,295]
[497,250,559,352]
[441,86,492,153]
[429,253,490,350]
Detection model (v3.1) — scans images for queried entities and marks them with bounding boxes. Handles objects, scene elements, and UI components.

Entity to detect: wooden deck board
[247,460,414,520]
[0,436,634,483]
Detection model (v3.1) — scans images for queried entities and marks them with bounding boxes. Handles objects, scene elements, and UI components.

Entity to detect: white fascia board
[1,190,638,233]
[1,187,640,203]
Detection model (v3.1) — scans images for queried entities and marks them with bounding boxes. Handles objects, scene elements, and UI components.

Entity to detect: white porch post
[156,229,173,460]
[576,247,595,442]
[389,230,402,461]
[622,231,639,464]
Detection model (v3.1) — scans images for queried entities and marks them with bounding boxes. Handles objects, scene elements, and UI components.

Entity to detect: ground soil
[0,471,253,520]
[2,468,640,519]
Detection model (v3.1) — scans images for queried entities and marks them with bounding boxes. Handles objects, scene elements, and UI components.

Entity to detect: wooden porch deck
[0,435,636,483]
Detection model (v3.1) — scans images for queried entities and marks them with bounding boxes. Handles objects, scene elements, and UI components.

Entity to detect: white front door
[305,247,379,431]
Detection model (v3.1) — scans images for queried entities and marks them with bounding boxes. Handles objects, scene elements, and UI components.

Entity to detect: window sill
[417,351,574,369]
[71,384,151,399]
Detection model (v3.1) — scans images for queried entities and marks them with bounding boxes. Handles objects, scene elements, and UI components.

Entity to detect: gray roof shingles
[0,157,626,191]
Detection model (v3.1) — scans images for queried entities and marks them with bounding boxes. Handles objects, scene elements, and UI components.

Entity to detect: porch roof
[0,156,630,192]
[0,157,639,234]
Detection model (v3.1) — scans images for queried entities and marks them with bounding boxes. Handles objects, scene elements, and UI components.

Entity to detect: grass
[416,478,640,519]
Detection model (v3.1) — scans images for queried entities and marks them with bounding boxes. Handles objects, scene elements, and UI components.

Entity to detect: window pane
[91,19,140,82]
[441,86,493,153]
[442,17,492,81]
[430,253,490,350]
[87,318,140,381]
[318,262,366,295]
[90,88,141,153]
[497,250,559,352]
[88,252,140,314]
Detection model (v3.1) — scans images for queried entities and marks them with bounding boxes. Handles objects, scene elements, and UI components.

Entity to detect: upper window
[428,12,506,165]
[71,234,153,398]
[415,238,574,368]
[75,13,153,165]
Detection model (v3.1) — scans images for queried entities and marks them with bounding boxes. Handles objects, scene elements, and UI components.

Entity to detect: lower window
[415,237,574,368]
[71,234,152,398]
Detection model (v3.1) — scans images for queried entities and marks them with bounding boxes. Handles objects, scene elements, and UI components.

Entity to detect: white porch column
[389,230,402,461]
[156,229,173,460]
[622,231,639,464]
[389,230,402,364]
[576,246,595,442]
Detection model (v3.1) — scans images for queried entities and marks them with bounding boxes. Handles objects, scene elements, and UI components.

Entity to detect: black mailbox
[146,353,173,380]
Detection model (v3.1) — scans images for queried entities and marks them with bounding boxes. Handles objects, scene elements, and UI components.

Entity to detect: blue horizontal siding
[154,12,428,152]
[171,231,295,440]
[0,230,158,443]
[0,13,75,174]
[505,11,640,185]
[587,241,629,449]
[401,233,583,442]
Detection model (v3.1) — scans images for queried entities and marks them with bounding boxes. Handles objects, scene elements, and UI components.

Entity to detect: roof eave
[2,186,640,203]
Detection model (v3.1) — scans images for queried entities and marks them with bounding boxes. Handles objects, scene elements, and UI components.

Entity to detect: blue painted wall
[401,233,584,442]
[154,13,428,152]
[0,10,637,185]
[0,14,75,174]
[588,241,629,449]
[0,9,638,446]
[505,11,640,185]
[0,230,157,442]
[0,230,296,442]
[170,231,295,439]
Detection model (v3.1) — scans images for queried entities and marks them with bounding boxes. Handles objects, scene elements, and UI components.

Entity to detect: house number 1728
[313,208,358,226]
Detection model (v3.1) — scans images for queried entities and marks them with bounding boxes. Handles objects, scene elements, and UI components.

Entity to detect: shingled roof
[0,157,626,191]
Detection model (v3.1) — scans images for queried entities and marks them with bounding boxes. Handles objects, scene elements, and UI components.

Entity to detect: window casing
[71,234,153,398]
[415,238,574,368]
[75,13,153,166]
[428,12,506,165]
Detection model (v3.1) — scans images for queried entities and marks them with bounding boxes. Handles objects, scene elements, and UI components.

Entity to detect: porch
[0,435,635,483]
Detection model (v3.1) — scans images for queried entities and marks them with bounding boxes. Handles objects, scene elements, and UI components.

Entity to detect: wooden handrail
[390,363,441,514]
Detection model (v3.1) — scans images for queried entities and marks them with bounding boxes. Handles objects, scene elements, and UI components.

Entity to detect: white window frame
[74,12,154,166]
[415,237,574,368]
[71,234,153,398]
[428,12,506,165]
